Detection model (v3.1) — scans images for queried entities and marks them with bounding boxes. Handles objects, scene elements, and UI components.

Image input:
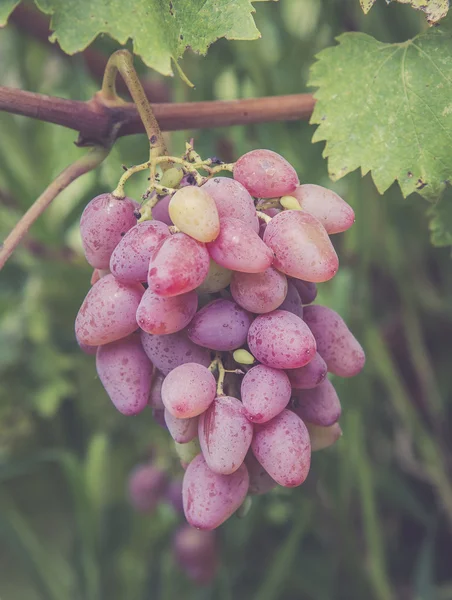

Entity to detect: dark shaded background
[1,1,451,598]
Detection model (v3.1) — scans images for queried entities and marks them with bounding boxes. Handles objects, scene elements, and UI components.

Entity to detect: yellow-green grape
[160,167,184,189]
[280,195,302,211]
[197,259,232,293]
[174,438,201,465]
[233,348,255,365]
[306,422,342,451]
[169,186,220,242]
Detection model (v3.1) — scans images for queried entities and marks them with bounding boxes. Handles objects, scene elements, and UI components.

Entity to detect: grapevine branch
[0,147,110,270]
[0,86,315,146]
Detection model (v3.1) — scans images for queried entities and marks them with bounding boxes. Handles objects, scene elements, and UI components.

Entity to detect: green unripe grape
[160,167,184,189]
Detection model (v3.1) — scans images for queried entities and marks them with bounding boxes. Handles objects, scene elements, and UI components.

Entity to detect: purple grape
[75,274,143,346]
[251,409,310,487]
[172,524,218,584]
[148,370,164,409]
[277,280,303,318]
[80,193,139,269]
[290,278,318,305]
[247,310,316,369]
[187,299,253,351]
[165,479,184,514]
[96,334,152,415]
[303,305,365,377]
[292,379,341,426]
[140,330,211,375]
[198,396,253,474]
[127,463,168,512]
[151,195,173,225]
[233,149,299,198]
[241,365,291,423]
[245,452,277,495]
[286,353,328,389]
[230,268,288,314]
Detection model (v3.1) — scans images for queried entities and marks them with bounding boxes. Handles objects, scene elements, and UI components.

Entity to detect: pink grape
[182,454,249,530]
[251,409,311,487]
[201,177,259,232]
[247,310,316,369]
[303,305,365,377]
[292,379,341,426]
[230,268,288,314]
[148,233,209,297]
[75,274,143,346]
[187,299,253,351]
[136,288,198,335]
[263,210,338,282]
[198,396,253,474]
[161,363,216,418]
[290,278,318,305]
[149,370,164,409]
[241,365,291,423]
[307,422,342,451]
[169,186,220,242]
[291,184,355,234]
[245,452,277,495]
[128,463,168,513]
[152,195,173,225]
[172,524,218,584]
[80,193,138,269]
[96,334,152,415]
[286,353,328,389]
[164,409,199,443]
[233,149,299,198]
[207,217,273,273]
[76,336,98,355]
[277,280,303,318]
[109,220,170,283]
[140,330,211,375]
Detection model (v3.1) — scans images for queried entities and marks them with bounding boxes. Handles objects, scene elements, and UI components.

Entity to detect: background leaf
[0,0,20,26]
[359,0,449,23]
[309,26,452,200]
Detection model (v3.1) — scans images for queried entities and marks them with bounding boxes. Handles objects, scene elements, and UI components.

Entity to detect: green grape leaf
[32,0,275,77]
[0,0,20,26]
[427,188,452,247]
[308,27,452,200]
[359,0,449,23]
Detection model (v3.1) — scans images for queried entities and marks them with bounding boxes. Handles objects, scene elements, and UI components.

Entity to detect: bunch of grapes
[75,147,365,531]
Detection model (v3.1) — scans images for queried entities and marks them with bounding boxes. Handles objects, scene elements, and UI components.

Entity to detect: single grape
[164,409,199,443]
[80,193,139,269]
[96,334,152,415]
[207,217,273,274]
[136,288,198,335]
[251,409,311,487]
[161,363,216,418]
[233,149,299,198]
[241,365,291,423]
[187,299,252,351]
[286,353,328,389]
[172,524,218,584]
[230,268,288,314]
[75,274,143,346]
[160,166,184,189]
[127,463,168,513]
[149,370,164,409]
[109,220,170,283]
[263,210,338,283]
[291,184,355,234]
[306,422,342,451]
[292,379,341,426]
[148,233,209,297]
[152,408,167,428]
[182,454,249,530]
[169,186,220,242]
[290,278,318,305]
[247,310,316,369]
[303,305,365,377]
[140,330,211,375]
[151,195,173,225]
[277,280,303,318]
[196,259,232,294]
[245,452,277,495]
[201,177,259,232]
[198,396,253,474]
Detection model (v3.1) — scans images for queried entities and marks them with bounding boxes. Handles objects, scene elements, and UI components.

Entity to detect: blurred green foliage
[1,1,452,599]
